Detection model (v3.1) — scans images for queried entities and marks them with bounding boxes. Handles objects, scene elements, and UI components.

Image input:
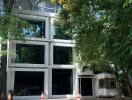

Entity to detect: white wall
[94,73,119,97]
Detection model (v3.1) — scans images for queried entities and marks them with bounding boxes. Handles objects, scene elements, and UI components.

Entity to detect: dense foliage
[0,0,30,98]
[53,0,132,96]
[0,14,30,41]
[0,0,30,41]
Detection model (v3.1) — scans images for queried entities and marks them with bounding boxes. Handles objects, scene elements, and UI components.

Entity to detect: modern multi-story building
[6,0,119,100]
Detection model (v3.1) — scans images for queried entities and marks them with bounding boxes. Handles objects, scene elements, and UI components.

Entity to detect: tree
[0,0,53,97]
[0,0,30,98]
[53,0,132,97]
[0,0,31,41]
[0,0,51,41]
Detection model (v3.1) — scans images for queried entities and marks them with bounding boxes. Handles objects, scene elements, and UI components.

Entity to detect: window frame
[15,44,45,64]
[14,14,49,40]
[14,71,45,96]
[8,40,48,67]
[50,18,74,41]
[99,78,116,89]
[52,69,73,95]
[6,68,49,98]
[50,42,75,65]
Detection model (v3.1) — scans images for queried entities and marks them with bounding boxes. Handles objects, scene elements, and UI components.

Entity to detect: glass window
[15,44,45,64]
[45,2,55,9]
[53,24,72,40]
[111,79,116,89]
[14,71,44,96]
[54,30,72,40]
[13,0,61,13]
[51,18,72,40]
[13,0,33,10]
[99,79,106,88]
[22,20,45,38]
[35,2,53,12]
[34,1,60,13]
[79,78,93,96]
[99,78,116,89]
[34,2,45,12]
[52,69,73,95]
[53,46,73,64]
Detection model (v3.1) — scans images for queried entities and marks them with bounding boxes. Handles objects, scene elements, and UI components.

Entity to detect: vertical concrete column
[45,17,50,40]
[45,43,49,65]
[7,40,11,67]
[44,69,48,98]
[50,18,55,40]
[73,49,78,97]
[6,70,15,93]
[50,43,53,65]
[73,68,78,97]
[48,68,52,98]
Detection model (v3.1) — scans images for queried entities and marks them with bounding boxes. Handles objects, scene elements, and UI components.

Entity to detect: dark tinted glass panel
[111,80,116,89]
[14,71,44,96]
[22,20,45,38]
[15,44,44,64]
[99,78,116,89]
[53,46,73,64]
[52,69,73,95]
[79,78,93,96]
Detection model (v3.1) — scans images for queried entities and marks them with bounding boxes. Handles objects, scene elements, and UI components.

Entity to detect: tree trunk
[0,44,7,100]
[124,73,132,97]
[127,79,132,97]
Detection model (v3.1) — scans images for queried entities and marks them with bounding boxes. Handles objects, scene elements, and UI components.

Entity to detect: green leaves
[0,14,30,40]
[55,0,132,74]
[123,0,132,7]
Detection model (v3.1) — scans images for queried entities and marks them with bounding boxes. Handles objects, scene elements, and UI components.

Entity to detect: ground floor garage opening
[14,71,44,96]
[52,69,73,95]
[79,77,93,96]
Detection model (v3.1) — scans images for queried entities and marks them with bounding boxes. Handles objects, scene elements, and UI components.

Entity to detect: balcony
[13,0,61,17]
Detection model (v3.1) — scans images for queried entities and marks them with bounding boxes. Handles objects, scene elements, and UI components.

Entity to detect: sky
[0,0,4,16]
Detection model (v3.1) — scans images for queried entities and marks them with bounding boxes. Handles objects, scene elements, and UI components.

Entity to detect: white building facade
[6,0,119,99]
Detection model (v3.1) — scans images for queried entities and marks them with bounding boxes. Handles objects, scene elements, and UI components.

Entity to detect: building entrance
[79,77,93,96]
[52,69,73,95]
